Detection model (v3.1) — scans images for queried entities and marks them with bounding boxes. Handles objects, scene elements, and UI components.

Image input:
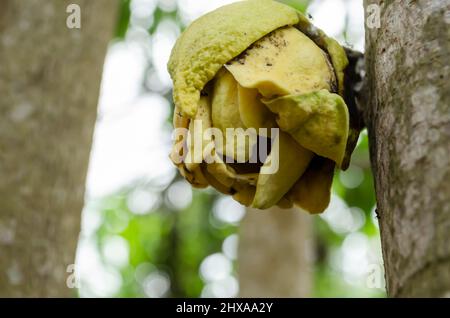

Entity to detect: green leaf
[115,0,131,40]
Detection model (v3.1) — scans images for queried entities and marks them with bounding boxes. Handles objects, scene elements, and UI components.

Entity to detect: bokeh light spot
[200,253,232,282]
[213,197,245,225]
[167,181,193,210]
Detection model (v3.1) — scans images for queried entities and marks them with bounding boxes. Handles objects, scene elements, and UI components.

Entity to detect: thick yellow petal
[264,89,349,167]
[290,157,335,214]
[252,131,314,209]
[168,0,299,117]
[212,69,242,132]
[179,165,209,189]
[203,153,258,202]
[233,185,256,207]
[277,196,294,209]
[201,164,234,195]
[226,26,335,98]
[237,84,276,134]
[295,14,358,169]
[185,96,212,171]
[211,69,255,161]
[206,156,258,188]
[295,14,348,95]
[177,96,213,188]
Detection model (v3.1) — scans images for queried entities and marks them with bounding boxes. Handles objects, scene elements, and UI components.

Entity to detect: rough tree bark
[239,207,313,297]
[363,0,450,297]
[0,0,117,297]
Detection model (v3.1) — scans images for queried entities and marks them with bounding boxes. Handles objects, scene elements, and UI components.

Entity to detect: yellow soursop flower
[168,0,360,213]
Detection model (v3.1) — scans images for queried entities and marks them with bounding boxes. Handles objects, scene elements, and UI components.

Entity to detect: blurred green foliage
[90,187,236,297]
[115,0,131,39]
[279,0,310,12]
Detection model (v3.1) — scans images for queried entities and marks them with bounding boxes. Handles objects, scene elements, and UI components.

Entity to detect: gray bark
[239,207,313,297]
[363,0,450,297]
[0,0,117,297]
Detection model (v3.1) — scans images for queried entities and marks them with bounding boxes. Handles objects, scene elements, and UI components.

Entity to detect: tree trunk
[363,0,450,297]
[0,0,117,297]
[238,207,313,297]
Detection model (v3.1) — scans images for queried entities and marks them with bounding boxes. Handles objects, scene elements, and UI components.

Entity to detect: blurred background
[75,0,385,298]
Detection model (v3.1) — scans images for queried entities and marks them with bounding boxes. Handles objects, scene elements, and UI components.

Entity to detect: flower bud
[168,0,359,213]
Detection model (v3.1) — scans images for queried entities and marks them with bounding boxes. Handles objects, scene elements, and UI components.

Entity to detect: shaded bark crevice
[395,256,450,297]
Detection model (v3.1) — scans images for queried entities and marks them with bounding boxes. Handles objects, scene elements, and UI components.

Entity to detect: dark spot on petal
[334,135,342,144]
